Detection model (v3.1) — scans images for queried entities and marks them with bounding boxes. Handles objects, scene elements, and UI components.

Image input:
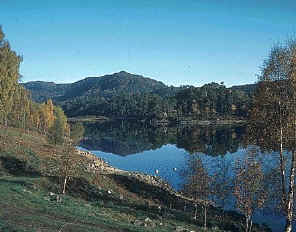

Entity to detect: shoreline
[76,148,215,207]
[75,147,271,232]
[70,116,247,127]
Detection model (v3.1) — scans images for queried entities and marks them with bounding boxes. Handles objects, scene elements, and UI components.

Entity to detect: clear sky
[1,0,296,87]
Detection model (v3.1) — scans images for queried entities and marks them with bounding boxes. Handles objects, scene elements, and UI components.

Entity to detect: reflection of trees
[180,147,288,231]
[81,121,177,155]
[212,157,234,212]
[176,126,245,156]
[81,121,245,156]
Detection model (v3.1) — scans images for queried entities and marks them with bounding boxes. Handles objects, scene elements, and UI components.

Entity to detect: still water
[80,121,290,231]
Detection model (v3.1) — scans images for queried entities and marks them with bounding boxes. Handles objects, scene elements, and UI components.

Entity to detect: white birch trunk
[284,150,296,232]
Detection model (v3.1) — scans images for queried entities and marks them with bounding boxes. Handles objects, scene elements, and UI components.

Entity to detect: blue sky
[1,0,296,86]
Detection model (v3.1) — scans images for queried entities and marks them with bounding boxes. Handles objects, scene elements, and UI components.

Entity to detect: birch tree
[233,147,266,232]
[0,26,22,126]
[249,39,296,232]
[182,156,212,229]
[58,123,85,194]
[49,106,68,145]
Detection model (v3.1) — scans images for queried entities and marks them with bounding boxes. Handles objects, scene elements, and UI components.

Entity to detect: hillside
[24,72,255,104]
[23,72,255,121]
[0,126,271,232]
[23,71,168,103]
[23,81,71,103]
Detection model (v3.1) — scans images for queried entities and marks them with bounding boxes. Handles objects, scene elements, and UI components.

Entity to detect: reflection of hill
[80,120,172,156]
[81,137,155,156]
[80,120,246,156]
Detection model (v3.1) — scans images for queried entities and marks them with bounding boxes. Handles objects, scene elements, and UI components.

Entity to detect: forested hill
[23,71,168,103]
[23,81,70,102]
[24,71,255,121]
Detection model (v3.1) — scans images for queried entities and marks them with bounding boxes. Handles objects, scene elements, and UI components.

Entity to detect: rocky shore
[76,148,215,207]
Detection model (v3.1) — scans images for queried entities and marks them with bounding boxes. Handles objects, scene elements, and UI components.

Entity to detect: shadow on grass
[0,156,40,176]
[108,174,253,232]
[109,174,176,205]
[45,174,181,217]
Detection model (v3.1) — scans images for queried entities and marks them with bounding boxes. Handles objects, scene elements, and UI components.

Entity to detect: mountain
[23,81,70,103]
[23,71,168,103]
[24,71,256,120]
[23,71,181,118]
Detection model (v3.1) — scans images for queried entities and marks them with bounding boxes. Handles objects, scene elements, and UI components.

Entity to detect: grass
[0,126,270,232]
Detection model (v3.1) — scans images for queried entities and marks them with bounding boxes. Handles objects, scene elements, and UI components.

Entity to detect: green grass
[0,175,201,232]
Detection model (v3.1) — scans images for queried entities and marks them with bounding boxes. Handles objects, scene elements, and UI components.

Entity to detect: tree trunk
[249,217,253,232]
[194,204,197,220]
[62,176,68,195]
[284,150,296,232]
[245,214,253,232]
[204,206,207,230]
[245,215,249,232]
[280,127,287,206]
[4,115,7,127]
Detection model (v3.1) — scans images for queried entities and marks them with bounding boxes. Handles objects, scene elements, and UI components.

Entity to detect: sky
[1,0,296,87]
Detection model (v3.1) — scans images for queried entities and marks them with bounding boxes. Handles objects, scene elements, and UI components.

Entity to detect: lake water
[80,121,291,231]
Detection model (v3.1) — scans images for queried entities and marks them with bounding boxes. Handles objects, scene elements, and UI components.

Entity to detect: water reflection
[180,148,289,231]
[80,120,246,155]
[79,121,292,231]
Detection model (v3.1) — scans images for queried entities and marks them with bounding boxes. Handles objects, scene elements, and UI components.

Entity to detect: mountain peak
[23,71,168,103]
[118,70,129,74]
[114,71,134,77]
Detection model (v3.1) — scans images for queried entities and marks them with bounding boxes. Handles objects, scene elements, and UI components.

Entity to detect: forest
[24,72,254,123]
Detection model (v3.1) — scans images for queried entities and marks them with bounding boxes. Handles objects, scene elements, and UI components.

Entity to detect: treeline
[58,82,251,122]
[23,72,253,122]
[61,92,175,121]
[0,26,70,145]
[175,82,249,120]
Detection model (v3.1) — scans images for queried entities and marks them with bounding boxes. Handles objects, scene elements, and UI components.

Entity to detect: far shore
[69,116,247,126]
